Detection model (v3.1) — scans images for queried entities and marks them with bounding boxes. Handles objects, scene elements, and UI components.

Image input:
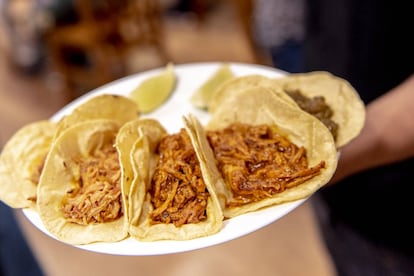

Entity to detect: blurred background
[0,1,335,275]
[0,0,262,145]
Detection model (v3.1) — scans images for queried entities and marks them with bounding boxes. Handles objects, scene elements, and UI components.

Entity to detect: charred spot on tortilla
[149,128,209,227]
[285,89,339,141]
[206,123,326,207]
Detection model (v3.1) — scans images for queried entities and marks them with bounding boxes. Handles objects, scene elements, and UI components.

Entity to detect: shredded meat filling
[150,129,209,227]
[286,89,339,141]
[206,123,325,207]
[62,140,123,225]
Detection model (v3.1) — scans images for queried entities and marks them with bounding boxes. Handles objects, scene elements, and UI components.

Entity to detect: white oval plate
[23,62,306,256]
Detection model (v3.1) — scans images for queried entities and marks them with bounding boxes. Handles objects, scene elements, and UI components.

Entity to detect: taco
[208,71,366,148]
[123,118,223,241]
[270,71,366,148]
[0,120,56,209]
[115,118,168,234]
[190,86,338,218]
[37,119,129,245]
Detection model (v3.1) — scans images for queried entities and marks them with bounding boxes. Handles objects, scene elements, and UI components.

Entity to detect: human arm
[330,73,414,184]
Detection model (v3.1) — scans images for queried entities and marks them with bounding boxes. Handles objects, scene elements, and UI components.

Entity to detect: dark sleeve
[304,0,414,103]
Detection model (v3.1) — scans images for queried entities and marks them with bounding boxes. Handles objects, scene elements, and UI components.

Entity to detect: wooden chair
[43,0,168,101]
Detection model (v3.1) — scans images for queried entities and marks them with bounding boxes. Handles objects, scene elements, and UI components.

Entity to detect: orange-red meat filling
[62,141,122,225]
[149,129,209,227]
[206,123,325,207]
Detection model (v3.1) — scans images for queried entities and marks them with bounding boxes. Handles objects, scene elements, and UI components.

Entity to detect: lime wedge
[190,63,235,109]
[129,63,176,113]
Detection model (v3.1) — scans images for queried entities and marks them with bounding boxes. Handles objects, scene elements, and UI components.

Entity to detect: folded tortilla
[192,86,338,218]
[54,94,140,139]
[270,71,366,148]
[122,118,224,241]
[0,120,56,209]
[37,119,129,245]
